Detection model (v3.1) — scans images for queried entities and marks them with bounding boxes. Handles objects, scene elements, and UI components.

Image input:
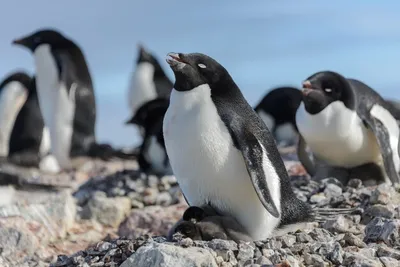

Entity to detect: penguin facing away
[163,52,351,241]
[12,28,133,170]
[296,71,400,185]
[254,86,302,146]
[127,44,173,119]
[125,98,172,175]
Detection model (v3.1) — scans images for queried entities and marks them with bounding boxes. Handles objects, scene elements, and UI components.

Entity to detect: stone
[380,257,400,267]
[118,203,187,239]
[283,255,300,267]
[363,205,394,222]
[309,228,333,242]
[0,186,15,207]
[364,217,400,245]
[120,242,218,267]
[310,193,328,204]
[327,242,344,265]
[256,256,272,265]
[81,191,131,227]
[142,188,159,206]
[304,253,328,267]
[370,184,392,205]
[207,239,238,252]
[322,215,351,233]
[237,241,255,266]
[280,234,296,248]
[155,192,173,206]
[324,183,343,197]
[343,233,367,248]
[0,189,76,240]
[343,252,383,267]
[295,232,313,243]
[376,245,400,260]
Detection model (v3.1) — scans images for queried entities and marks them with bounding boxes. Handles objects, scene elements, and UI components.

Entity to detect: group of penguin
[3,27,400,242]
[0,28,138,173]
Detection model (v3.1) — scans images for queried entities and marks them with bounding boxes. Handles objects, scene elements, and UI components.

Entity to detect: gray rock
[309,228,333,242]
[322,215,351,233]
[296,232,313,243]
[178,238,194,247]
[280,234,296,248]
[0,186,15,207]
[364,205,394,222]
[207,239,238,252]
[284,255,300,267]
[263,239,282,249]
[343,233,367,248]
[364,217,400,245]
[237,241,254,266]
[120,242,218,267]
[358,248,377,258]
[370,184,392,205]
[324,183,343,197]
[343,252,383,267]
[321,177,344,188]
[310,193,328,204]
[81,191,131,227]
[262,248,275,258]
[380,257,400,267]
[142,188,159,206]
[327,242,344,265]
[156,192,173,206]
[304,253,328,267]
[376,245,400,260]
[256,256,272,265]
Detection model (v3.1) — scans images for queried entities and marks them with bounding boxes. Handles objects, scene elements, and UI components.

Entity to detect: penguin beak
[301,81,314,96]
[12,38,25,46]
[166,53,188,70]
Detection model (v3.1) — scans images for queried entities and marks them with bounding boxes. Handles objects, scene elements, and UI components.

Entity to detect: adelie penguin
[296,71,400,185]
[12,28,134,171]
[126,44,173,135]
[254,86,302,146]
[125,98,172,175]
[163,52,354,241]
[0,71,58,172]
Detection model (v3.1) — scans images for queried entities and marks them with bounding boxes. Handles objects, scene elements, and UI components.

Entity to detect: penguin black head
[182,206,207,223]
[137,44,158,64]
[125,98,169,127]
[0,72,32,93]
[166,52,233,92]
[12,28,72,52]
[301,71,352,114]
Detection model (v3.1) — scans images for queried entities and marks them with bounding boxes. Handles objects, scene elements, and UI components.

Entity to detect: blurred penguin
[254,86,302,146]
[126,98,171,175]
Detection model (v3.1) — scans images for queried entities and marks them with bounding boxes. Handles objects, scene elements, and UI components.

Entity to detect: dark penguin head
[125,98,169,127]
[166,52,237,94]
[12,29,71,52]
[301,71,354,115]
[174,221,202,240]
[182,206,206,223]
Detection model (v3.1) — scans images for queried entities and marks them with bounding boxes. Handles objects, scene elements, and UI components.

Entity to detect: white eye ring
[198,63,207,69]
[324,88,332,93]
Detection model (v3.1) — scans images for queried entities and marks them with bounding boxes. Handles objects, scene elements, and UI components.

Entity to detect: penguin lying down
[168,205,358,242]
[296,71,400,186]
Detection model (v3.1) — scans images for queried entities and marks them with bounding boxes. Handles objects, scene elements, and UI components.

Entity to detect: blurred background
[1,0,399,148]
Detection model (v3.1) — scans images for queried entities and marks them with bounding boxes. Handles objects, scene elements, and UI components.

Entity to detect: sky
[1,1,400,147]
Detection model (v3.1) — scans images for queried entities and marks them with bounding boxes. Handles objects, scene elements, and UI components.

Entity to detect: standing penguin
[296,71,400,185]
[0,72,58,172]
[127,44,173,124]
[125,98,171,175]
[12,28,131,170]
[254,86,302,146]
[163,52,350,241]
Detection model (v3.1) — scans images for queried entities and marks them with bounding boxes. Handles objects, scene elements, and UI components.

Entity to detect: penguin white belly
[34,44,75,169]
[296,102,380,168]
[0,81,28,156]
[275,123,298,145]
[163,85,281,241]
[128,62,157,114]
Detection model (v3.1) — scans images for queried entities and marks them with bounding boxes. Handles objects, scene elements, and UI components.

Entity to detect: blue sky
[1,1,400,147]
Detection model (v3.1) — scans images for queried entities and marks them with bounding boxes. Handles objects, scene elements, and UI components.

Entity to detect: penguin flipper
[362,103,400,184]
[225,118,280,218]
[297,134,316,176]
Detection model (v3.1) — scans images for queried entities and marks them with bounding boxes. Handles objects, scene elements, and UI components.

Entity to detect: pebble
[324,183,343,197]
[347,178,363,189]
[322,215,351,233]
[364,217,400,245]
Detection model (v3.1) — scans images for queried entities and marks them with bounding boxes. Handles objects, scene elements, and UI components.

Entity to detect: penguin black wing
[216,98,288,218]
[349,79,400,184]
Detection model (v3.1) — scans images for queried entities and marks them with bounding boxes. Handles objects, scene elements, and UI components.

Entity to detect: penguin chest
[296,102,380,167]
[129,62,157,114]
[34,44,75,168]
[163,86,281,240]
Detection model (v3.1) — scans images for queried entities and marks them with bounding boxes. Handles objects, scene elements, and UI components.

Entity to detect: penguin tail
[312,207,362,222]
[87,143,137,161]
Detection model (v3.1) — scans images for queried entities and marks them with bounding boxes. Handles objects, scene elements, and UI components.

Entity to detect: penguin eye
[198,63,207,69]
[324,88,332,93]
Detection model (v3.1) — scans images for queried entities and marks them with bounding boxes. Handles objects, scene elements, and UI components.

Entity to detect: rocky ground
[0,147,399,267]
